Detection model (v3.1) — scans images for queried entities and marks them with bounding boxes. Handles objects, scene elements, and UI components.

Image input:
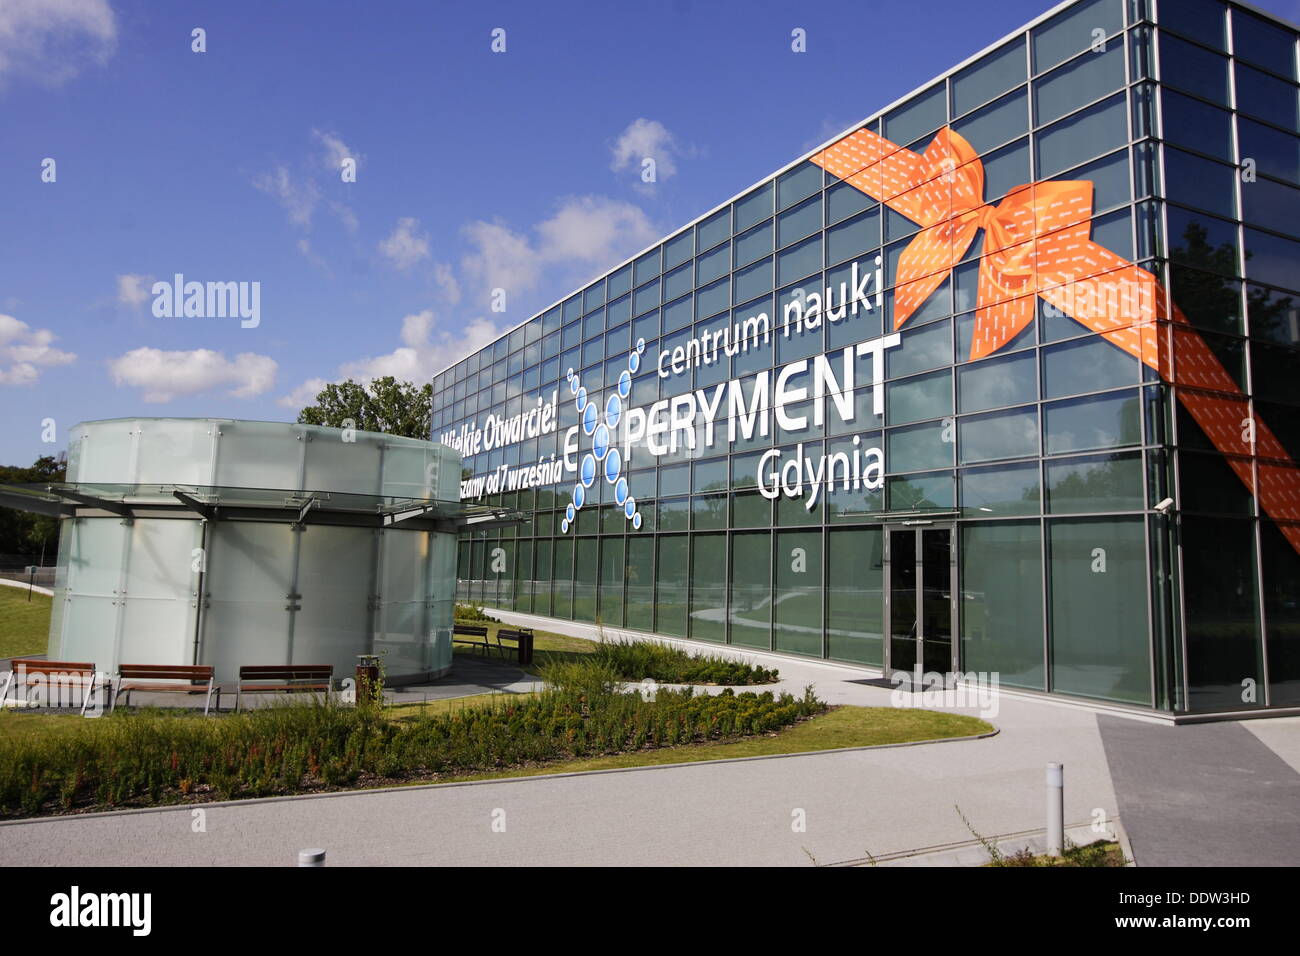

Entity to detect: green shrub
[454,603,499,623]
[0,665,821,818]
[589,638,778,685]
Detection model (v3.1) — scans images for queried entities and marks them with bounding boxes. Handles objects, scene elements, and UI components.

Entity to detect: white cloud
[108,347,277,403]
[610,118,691,183]
[116,273,153,308]
[0,313,76,385]
[279,376,329,410]
[312,128,359,173]
[460,195,657,303]
[297,238,326,269]
[278,310,499,408]
[378,217,431,271]
[432,262,461,305]
[253,164,320,229]
[254,132,361,244]
[0,0,116,87]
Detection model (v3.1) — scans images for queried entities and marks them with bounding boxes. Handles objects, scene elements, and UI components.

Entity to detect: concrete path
[1,613,1296,866]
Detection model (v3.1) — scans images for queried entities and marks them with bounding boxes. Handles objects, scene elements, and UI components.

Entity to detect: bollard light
[1046,763,1064,857]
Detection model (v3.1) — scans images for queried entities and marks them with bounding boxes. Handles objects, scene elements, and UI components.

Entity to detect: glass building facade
[435,0,1300,716]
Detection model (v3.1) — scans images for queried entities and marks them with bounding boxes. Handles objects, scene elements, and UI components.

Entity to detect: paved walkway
[1,615,1296,866]
[1099,715,1300,867]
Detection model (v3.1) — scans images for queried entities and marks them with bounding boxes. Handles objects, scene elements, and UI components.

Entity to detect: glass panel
[952,37,1027,117]
[920,528,952,674]
[734,182,774,232]
[1160,0,1226,50]
[1233,10,1297,80]
[776,235,822,285]
[1159,32,1229,105]
[734,220,773,268]
[1048,516,1150,704]
[1162,89,1232,161]
[827,527,884,664]
[552,536,573,618]
[1036,93,1127,179]
[774,530,822,656]
[777,196,821,248]
[1236,62,1298,130]
[1262,517,1300,706]
[625,535,653,631]
[1242,176,1300,240]
[886,369,952,425]
[960,461,1040,516]
[1046,451,1143,512]
[1244,227,1300,292]
[884,86,945,145]
[959,407,1039,463]
[826,207,880,266]
[664,231,693,270]
[1163,146,1237,219]
[655,536,687,636]
[697,208,730,252]
[958,350,1037,412]
[1182,516,1262,710]
[689,534,726,643]
[826,180,875,226]
[1044,390,1141,453]
[952,87,1028,154]
[1032,0,1124,73]
[729,531,771,648]
[888,528,917,674]
[1034,43,1125,126]
[777,161,822,210]
[961,520,1044,689]
[888,318,952,378]
[598,536,624,627]
[1042,336,1140,398]
[888,420,953,472]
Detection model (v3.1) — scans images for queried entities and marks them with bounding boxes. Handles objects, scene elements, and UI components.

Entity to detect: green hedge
[0,674,821,817]
[590,638,779,685]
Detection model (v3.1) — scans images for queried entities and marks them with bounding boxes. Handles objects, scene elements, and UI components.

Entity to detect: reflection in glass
[961,520,1044,689]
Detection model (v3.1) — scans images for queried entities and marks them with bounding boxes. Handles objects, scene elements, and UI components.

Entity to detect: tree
[0,454,67,562]
[296,376,433,439]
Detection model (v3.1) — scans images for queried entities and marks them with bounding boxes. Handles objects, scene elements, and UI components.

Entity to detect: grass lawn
[0,586,51,659]
[453,619,596,675]
[420,705,993,785]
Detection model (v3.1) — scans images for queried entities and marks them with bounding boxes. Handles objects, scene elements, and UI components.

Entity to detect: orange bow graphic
[813,125,1300,552]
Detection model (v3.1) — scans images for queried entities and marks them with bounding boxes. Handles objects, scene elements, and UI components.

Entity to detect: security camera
[1154,497,1175,514]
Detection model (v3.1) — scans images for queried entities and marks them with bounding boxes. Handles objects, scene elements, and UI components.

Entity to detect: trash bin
[355,654,380,704]
[517,629,534,667]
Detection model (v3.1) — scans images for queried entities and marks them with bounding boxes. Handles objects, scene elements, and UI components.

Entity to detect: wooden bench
[0,658,110,715]
[495,628,535,666]
[113,664,218,715]
[235,665,333,711]
[452,623,491,654]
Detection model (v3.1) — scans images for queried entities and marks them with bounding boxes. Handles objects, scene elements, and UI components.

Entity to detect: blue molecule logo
[562,344,644,534]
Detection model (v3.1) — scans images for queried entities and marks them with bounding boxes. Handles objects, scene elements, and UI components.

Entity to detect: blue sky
[3,0,1298,465]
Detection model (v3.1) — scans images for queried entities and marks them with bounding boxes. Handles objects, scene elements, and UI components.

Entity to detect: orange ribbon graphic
[813,125,1300,551]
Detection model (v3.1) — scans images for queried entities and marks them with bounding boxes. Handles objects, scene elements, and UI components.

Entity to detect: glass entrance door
[887,526,954,679]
